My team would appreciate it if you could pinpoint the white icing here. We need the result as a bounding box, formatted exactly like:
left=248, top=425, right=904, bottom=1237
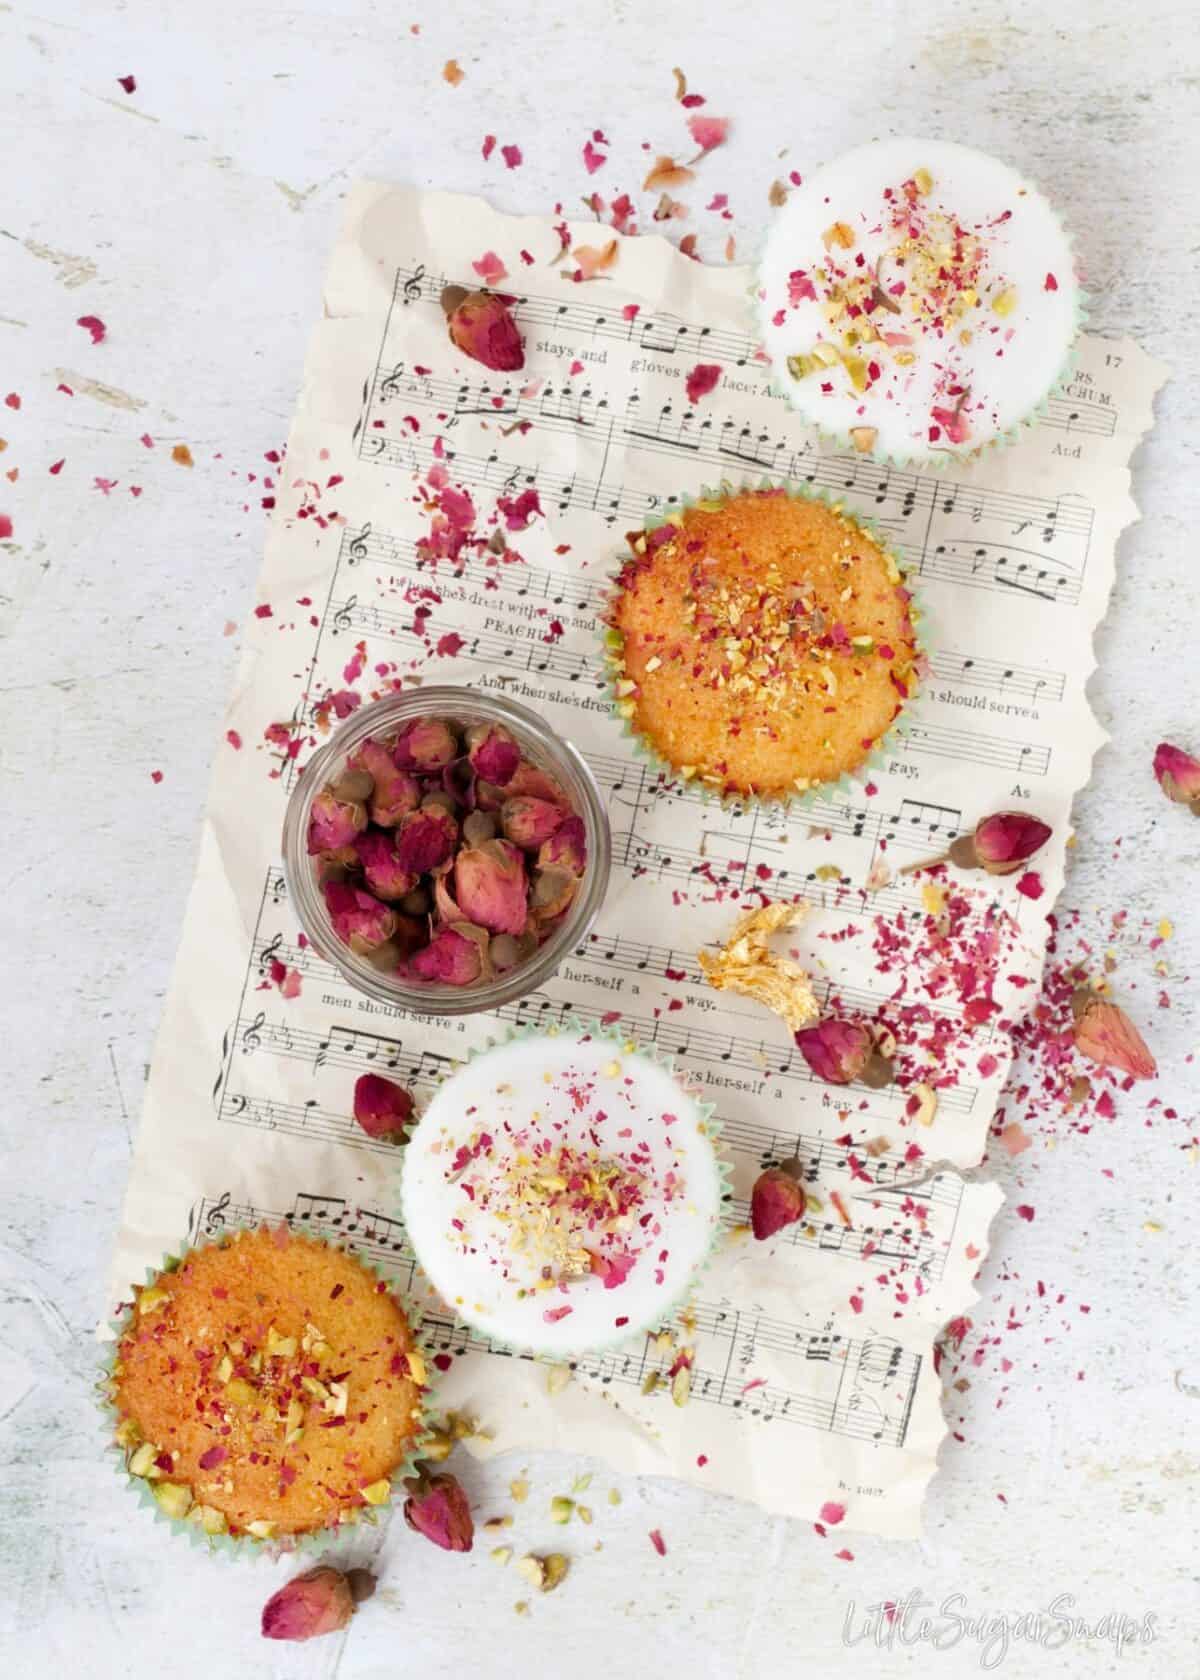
left=758, top=138, right=1078, bottom=460
left=401, top=1034, right=722, bottom=1355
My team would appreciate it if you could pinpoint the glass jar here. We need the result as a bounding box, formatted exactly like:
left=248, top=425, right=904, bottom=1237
left=281, top=686, right=611, bottom=1016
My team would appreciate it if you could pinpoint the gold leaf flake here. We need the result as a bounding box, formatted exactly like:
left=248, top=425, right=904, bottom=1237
left=698, top=901, right=819, bottom=1032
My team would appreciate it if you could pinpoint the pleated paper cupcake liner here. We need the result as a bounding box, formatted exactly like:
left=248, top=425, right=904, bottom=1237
left=599, top=476, right=928, bottom=816
left=751, top=182, right=1087, bottom=472
left=99, top=1226, right=439, bottom=1559
left=397, top=1013, right=733, bottom=1363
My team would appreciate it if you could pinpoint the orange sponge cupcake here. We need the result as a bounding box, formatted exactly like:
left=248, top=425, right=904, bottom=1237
left=606, top=487, right=919, bottom=801
left=109, top=1227, right=427, bottom=1543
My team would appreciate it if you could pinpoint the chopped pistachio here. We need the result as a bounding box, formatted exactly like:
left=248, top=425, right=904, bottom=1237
left=128, top=1441, right=160, bottom=1479
left=406, top=1348, right=427, bottom=1387
left=849, top=426, right=877, bottom=455
left=137, top=1286, right=170, bottom=1316
left=913, top=167, right=933, bottom=195
left=550, top=1496, right=574, bottom=1524
left=509, top=1476, right=530, bottom=1503
left=361, top=1478, right=391, bottom=1506
left=188, top=1503, right=228, bottom=1535
left=671, top=1365, right=691, bottom=1407
left=576, top=1504, right=593, bottom=1525
left=247, top=1520, right=276, bottom=1539
left=151, top=1482, right=192, bottom=1520
left=491, top=1546, right=513, bottom=1565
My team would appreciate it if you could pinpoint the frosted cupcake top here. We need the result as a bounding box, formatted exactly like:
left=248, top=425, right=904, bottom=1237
left=401, top=1031, right=723, bottom=1355
left=758, top=138, right=1078, bottom=462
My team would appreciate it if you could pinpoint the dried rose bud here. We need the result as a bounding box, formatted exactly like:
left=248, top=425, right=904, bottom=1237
left=261, top=1565, right=375, bottom=1642
left=443, top=286, right=525, bottom=373
left=307, top=786, right=368, bottom=854
left=1072, top=989, right=1157, bottom=1080
left=500, top=795, right=565, bottom=849
left=395, top=805, right=458, bottom=875
left=408, top=923, right=488, bottom=986
left=530, top=865, right=577, bottom=921
left=489, top=929, right=536, bottom=972
left=947, top=811, right=1052, bottom=876
left=403, top=1468, right=475, bottom=1551
left=323, top=879, right=397, bottom=953
left=750, top=1161, right=807, bottom=1240
left=463, top=810, right=498, bottom=846
left=353, top=1073, right=415, bottom=1143
left=794, top=1018, right=893, bottom=1087
left=1153, top=742, right=1200, bottom=812
left=455, top=839, right=528, bottom=935
left=349, top=738, right=421, bottom=826
left=393, top=716, right=459, bottom=772
left=354, top=830, right=418, bottom=900
left=466, top=722, right=521, bottom=787
left=505, top=759, right=567, bottom=805
left=538, top=814, right=587, bottom=875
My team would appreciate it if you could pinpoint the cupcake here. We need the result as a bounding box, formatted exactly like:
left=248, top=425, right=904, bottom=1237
left=108, top=1227, right=427, bottom=1542
left=606, top=486, right=918, bottom=801
left=401, top=1025, right=724, bottom=1356
left=758, top=138, right=1080, bottom=463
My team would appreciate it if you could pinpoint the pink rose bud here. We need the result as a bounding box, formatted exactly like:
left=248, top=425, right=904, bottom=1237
left=307, top=786, right=368, bottom=854
left=323, top=878, right=397, bottom=953
left=455, top=839, right=528, bottom=934
left=504, top=759, right=567, bottom=805
left=354, top=830, right=418, bottom=900
left=1072, top=990, right=1157, bottom=1080
left=958, top=811, right=1053, bottom=875
left=349, top=738, right=421, bottom=826
left=403, top=1470, right=475, bottom=1552
left=750, top=1162, right=807, bottom=1240
left=500, top=795, right=565, bottom=848
left=408, top=924, right=487, bottom=985
left=393, top=716, right=459, bottom=772
left=395, top=805, right=458, bottom=875
left=466, top=722, right=521, bottom=787
left=794, top=1018, right=892, bottom=1087
left=443, top=286, right=525, bottom=373
left=261, top=1565, right=375, bottom=1642
left=530, top=864, right=577, bottom=920
left=1153, top=742, right=1200, bottom=811
left=353, top=1073, right=415, bottom=1143
left=538, top=814, right=587, bottom=875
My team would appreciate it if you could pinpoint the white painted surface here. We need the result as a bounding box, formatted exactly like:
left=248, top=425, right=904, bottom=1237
left=2, top=1, right=1197, bottom=1674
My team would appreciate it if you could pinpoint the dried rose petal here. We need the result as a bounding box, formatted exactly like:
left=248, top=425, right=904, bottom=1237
left=323, top=879, right=396, bottom=952
left=261, top=1565, right=374, bottom=1641
left=408, top=924, right=487, bottom=986
left=349, top=738, right=420, bottom=826
left=962, top=811, right=1053, bottom=875
left=1072, top=991, right=1157, bottom=1080
left=538, top=813, right=587, bottom=875
left=354, top=830, right=418, bottom=900
left=466, top=722, right=520, bottom=786
left=394, top=805, right=458, bottom=875
left=307, top=786, right=367, bottom=854
left=393, top=717, right=459, bottom=772
left=455, top=839, right=528, bottom=934
left=795, top=1018, right=875, bottom=1085
left=353, top=1073, right=415, bottom=1143
left=403, top=1471, right=474, bottom=1551
left=443, top=288, right=524, bottom=373
left=588, top=1249, right=637, bottom=1288
left=1153, top=742, right=1200, bottom=811
left=687, top=113, right=729, bottom=154
left=500, top=795, right=564, bottom=848
left=751, top=1163, right=806, bottom=1240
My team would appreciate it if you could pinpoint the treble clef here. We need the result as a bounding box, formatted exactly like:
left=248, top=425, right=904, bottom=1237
left=242, top=1011, right=266, bottom=1053
left=348, top=523, right=371, bottom=565
left=378, top=364, right=405, bottom=403
left=401, top=264, right=425, bottom=305
left=258, top=931, right=283, bottom=973
left=330, top=595, right=357, bottom=635
left=205, top=1191, right=232, bottom=1235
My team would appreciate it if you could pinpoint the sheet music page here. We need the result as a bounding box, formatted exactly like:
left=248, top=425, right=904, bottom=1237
left=106, top=184, right=1166, bottom=1538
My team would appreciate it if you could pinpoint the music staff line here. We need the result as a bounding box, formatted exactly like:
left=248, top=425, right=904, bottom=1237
left=358, top=427, right=1090, bottom=608
left=338, top=523, right=1069, bottom=705
left=192, top=1189, right=921, bottom=1445
left=385, top=264, right=1119, bottom=441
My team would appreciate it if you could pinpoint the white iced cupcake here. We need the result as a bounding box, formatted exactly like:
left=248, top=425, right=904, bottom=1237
left=758, top=137, right=1079, bottom=464
left=401, top=1027, right=724, bottom=1356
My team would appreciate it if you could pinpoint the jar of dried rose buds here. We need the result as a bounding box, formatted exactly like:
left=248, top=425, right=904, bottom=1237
left=281, top=688, right=611, bottom=1015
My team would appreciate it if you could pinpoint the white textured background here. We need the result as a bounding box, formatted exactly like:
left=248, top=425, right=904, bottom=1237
left=2, top=1, right=1197, bottom=1674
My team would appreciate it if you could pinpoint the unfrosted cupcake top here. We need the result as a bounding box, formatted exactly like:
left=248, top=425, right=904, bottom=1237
left=111, top=1227, right=426, bottom=1538
left=608, top=488, right=918, bottom=800
left=759, top=137, right=1078, bottom=461
left=402, top=1031, right=723, bottom=1355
